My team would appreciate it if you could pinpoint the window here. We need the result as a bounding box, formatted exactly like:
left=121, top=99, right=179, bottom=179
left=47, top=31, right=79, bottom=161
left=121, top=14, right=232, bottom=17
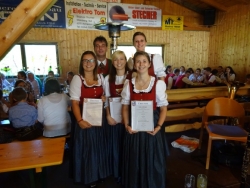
left=0, top=43, right=59, bottom=77
left=117, top=45, right=163, bottom=60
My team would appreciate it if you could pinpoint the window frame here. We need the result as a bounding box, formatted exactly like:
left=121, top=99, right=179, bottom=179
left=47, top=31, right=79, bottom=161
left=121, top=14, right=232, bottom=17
left=0, top=42, right=60, bottom=78
left=116, top=44, right=164, bottom=60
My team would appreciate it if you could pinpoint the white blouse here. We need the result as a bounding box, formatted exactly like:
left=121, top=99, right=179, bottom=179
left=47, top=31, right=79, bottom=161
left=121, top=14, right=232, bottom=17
left=121, top=77, right=168, bottom=107
left=70, top=74, right=105, bottom=101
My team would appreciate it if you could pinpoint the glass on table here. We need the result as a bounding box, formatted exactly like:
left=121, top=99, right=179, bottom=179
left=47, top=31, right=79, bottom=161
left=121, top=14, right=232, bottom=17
left=185, top=174, right=195, bottom=188
left=197, top=174, right=207, bottom=188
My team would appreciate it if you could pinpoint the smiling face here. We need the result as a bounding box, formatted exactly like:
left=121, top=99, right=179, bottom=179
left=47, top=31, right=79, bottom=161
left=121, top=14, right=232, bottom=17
left=82, top=54, right=97, bottom=72
left=133, top=35, right=147, bottom=52
left=94, top=41, right=107, bottom=59
left=134, top=53, right=151, bottom=74
left=112, top=53, right=127, bottom=71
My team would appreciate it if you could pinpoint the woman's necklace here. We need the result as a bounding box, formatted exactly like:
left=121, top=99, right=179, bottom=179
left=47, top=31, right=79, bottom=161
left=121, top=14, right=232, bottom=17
left=85, top=76, right=97, bottom=85
left=136, top=76, right=151, bottom=90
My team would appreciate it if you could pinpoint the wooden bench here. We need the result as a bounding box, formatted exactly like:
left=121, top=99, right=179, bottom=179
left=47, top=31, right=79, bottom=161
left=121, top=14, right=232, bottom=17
left=165, top=107, right=205, bottom=133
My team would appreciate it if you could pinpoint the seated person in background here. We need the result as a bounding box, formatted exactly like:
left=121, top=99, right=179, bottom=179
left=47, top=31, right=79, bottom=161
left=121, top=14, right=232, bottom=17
left=0, top=72, right=10, bottom=88
left=180, top=66, right=185, bottom=75
left=9, top=87, right=43, bottom=141
left=245, top=74, right=250, bottom=85
left=174, top=70, right=193, bottom=88
left=65, top=71, right=74, bottom=85
left=187, top=67, right=194, bottom=74
left=27, top=71, right=40, bottom=98
left=17, top=70, right=35, bottom=101
left=204, top=67, right=217, bottom=86
left=172, top=68, right=180, bottom=85
left=164, top=73, right=173, bottom=90
left=37, top=79, right=71, bottom=137
left=225, top=66, right=236, bottom=83
left=9, top=79, right=36, bottom=106
left=217, top=66, right=225, bottom=81
left=0, top=89, right=10, bottom=115
left=165, top=65, right=174, bottom=76
left=212, top=69, right=223, bottom=85
left=42, top=70, right=55, bottom=94
left=189, top=68, right=204, bottom=83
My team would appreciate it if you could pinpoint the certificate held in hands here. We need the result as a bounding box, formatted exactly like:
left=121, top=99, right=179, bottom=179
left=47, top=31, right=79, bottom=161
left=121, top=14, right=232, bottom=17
left=82, top=98, right=103, bottom=126
left=131, top=100, right=154, bottom=132
left=109, top=97, right=122, bottom=123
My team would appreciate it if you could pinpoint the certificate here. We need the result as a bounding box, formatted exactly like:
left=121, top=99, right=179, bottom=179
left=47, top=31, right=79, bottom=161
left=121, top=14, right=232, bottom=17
left=109, top=97, right=122, bottom=123
left=82, top=98, right=103, bottom=126
left=131, top=100, right=154, bottom=131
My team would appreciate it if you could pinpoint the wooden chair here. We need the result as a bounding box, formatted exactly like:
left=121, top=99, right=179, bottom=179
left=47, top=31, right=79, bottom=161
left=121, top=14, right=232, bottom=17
left=165, top=107, right=204, bottom=133
left=199, top=97, right=248, bottom=169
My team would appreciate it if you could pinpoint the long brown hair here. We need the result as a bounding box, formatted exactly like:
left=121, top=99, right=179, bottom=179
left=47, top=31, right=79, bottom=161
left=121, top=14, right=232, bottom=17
left=109, top=50, right=130, bottom=83
left=79, top=51, right=98, bottom=81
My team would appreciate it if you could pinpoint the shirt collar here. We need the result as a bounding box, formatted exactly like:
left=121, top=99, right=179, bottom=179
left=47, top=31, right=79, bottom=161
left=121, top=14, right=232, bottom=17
left=98, top=59, right=106, bottom=66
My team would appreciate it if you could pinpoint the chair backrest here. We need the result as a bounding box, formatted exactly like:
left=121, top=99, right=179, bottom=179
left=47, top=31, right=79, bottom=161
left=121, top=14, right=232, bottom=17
left=165, top=107, right=204, bottom=132
left=203, top=97, right=245, bottom=125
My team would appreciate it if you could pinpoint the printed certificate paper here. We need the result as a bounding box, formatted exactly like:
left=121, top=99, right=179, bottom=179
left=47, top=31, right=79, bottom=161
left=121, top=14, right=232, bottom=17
left=109, top=97, right=122, bottom=123
left=83, top=98, right=103, bottom=126
left=131, top=100, right=154, bottom=131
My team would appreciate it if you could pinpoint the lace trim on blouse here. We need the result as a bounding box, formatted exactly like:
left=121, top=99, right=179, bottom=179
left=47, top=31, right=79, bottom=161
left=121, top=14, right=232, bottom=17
left=80, top=75, right=102, bottom=87
left=132, top=76, right=156, bottom=93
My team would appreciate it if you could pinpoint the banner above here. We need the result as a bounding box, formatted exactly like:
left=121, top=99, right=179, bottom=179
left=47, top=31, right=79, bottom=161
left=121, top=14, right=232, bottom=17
left=107, top=3, right=161, bottom=27
left=0, top=0, right=66, bottom=28
left=65, top=0, right=107, bottom=30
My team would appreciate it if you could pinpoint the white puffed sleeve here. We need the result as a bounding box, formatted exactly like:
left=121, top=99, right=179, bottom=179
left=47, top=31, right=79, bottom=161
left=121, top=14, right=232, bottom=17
left=121, top=79, right=130, bottom=105
left=152, top=54, right=166, bottom=78
left=156, top=80, right=169, bottom=107
left=69, top=75, right=81, bottom=101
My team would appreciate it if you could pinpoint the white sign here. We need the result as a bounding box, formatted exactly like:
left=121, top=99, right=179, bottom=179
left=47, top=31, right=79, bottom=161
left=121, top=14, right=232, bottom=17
left=107, top=3, right=162, bottom=27
left=65, top=0, right=108, bottom=30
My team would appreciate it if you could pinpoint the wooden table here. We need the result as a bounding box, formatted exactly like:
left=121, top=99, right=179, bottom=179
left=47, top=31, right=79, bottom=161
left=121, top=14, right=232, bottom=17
left=167, top=85, right=250, bottom=102
left=0, top=137, right=65, bottom=173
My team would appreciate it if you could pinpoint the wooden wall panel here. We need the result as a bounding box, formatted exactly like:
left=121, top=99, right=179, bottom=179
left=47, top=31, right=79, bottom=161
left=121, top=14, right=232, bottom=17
left=209, top=4, right=250, bottom=82
left=21, top=28, right=209, bottom=80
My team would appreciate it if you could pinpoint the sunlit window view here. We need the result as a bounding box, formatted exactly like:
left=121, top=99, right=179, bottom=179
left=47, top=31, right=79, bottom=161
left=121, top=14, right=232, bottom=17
left=0, top=45, right=22, bottom=77
left=0, top=44, right=59, bottom=77
left=25, top=44, right=58, bottom=76
left=117, top=46, right=163, bottom=60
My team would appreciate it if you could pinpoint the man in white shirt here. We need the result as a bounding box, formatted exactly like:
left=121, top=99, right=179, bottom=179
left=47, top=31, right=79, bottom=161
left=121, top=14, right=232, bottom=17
left=0, top=72, right=10, bottom=88
left=27, top=71, right=40, bottom=98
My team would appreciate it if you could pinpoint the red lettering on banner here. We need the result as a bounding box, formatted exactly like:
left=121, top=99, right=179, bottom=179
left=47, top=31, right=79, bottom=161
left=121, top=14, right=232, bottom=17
left=132, top=10, right=157, bottom=19
left=72, top=8, right=93, bottom=14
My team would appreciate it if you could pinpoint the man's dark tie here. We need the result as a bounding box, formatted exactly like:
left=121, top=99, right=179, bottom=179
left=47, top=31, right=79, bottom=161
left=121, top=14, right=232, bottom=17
left=99, top=62, right=105, bottom=69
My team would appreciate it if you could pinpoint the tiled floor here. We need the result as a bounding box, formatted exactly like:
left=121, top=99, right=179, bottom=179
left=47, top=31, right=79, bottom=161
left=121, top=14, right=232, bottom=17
left=0, top=129, right=248, bottom=188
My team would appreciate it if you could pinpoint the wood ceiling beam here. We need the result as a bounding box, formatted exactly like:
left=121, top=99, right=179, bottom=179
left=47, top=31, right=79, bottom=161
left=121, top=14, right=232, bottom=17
left=170, top=0, right=203, bottom=14
left=200, top=0, right=228, bottom=12
left=0, top=0, right=57, bottom=60
left=234, top=0, right=250, bottom=4
left=184, top=21, right=210, bottom=31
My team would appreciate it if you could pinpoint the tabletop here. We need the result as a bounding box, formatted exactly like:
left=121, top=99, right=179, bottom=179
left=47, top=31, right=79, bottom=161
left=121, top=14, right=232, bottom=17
left=0, top=137, right=65, bottom=173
